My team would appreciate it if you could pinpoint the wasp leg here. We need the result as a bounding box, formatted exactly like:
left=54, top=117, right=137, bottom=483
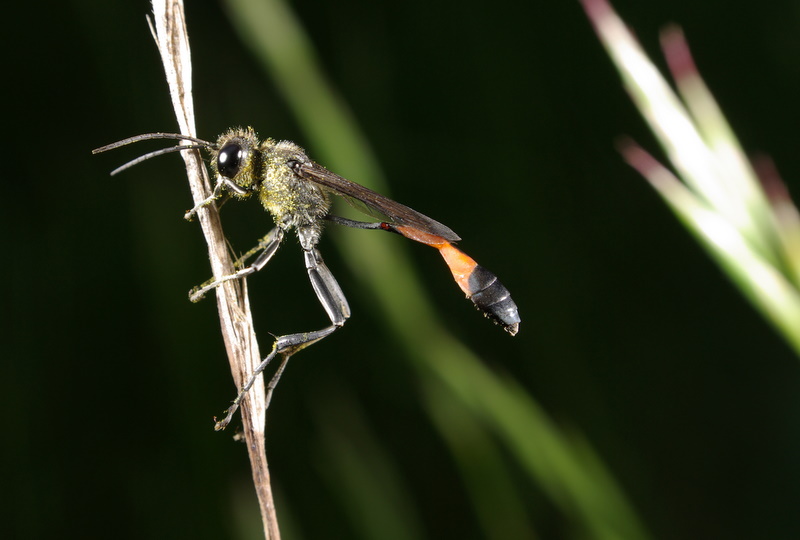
left=189, top=227, right=284, bottom=302
left=184, top=177, right=249, bottom=221
left=215, top=243, right=350, bottom=430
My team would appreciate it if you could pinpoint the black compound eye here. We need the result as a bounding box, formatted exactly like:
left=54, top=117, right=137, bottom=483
left=217, top=143, right=243, bottom=178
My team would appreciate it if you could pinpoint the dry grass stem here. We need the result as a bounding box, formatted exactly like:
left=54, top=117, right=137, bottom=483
left=150, top=0, right=279, bottom=537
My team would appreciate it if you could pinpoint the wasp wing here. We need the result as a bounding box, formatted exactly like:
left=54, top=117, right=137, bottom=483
left=297, top=162, right=461, bottom=242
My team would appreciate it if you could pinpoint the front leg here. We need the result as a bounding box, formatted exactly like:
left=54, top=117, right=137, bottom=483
left=184, top=176, right=250, bottom=221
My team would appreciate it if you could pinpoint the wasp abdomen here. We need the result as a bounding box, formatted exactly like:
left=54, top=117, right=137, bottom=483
left=466, top=265, right=520, bottom=335
left=432, top=242, right=520, bottom=336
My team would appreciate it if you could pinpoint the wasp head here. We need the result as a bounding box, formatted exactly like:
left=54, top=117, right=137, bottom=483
left=211, top=127, right=263, bottom=197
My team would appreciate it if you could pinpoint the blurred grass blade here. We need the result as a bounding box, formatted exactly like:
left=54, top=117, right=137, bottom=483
left=423, top=378, right=538, bottom=540
left=582, top=0, right=749, bottom=238
left=660, top=27, right=788, bottom=273
left=222, top=0, right=383, bottom=187
left=312, top=390, right=426, bottom=540
left=621, top=142, right=800, bottom=354
left=583, top=0, right=800, bottom=358
left=423, top=339, right=651, bottom=540
left=223, top=0, right=652, bottom=537
left=756, top=157, right=800, bottom=285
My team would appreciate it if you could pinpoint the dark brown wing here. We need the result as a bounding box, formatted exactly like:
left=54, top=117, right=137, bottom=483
left=297, top=162, right=461, bottom=242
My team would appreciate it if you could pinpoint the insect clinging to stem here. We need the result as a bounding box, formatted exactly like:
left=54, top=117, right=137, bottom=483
left=94, top=127, right=521, bottom=429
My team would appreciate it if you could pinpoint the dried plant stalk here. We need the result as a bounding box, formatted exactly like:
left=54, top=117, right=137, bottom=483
left=149, top=0, right=279, bottom=537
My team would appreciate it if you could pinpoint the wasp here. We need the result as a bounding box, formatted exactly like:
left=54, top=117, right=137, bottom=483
left=94, top=127, right=520, bottom=427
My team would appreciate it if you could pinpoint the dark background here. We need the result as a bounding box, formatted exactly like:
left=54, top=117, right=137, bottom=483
left=4, top=0, right=800, bottom=538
